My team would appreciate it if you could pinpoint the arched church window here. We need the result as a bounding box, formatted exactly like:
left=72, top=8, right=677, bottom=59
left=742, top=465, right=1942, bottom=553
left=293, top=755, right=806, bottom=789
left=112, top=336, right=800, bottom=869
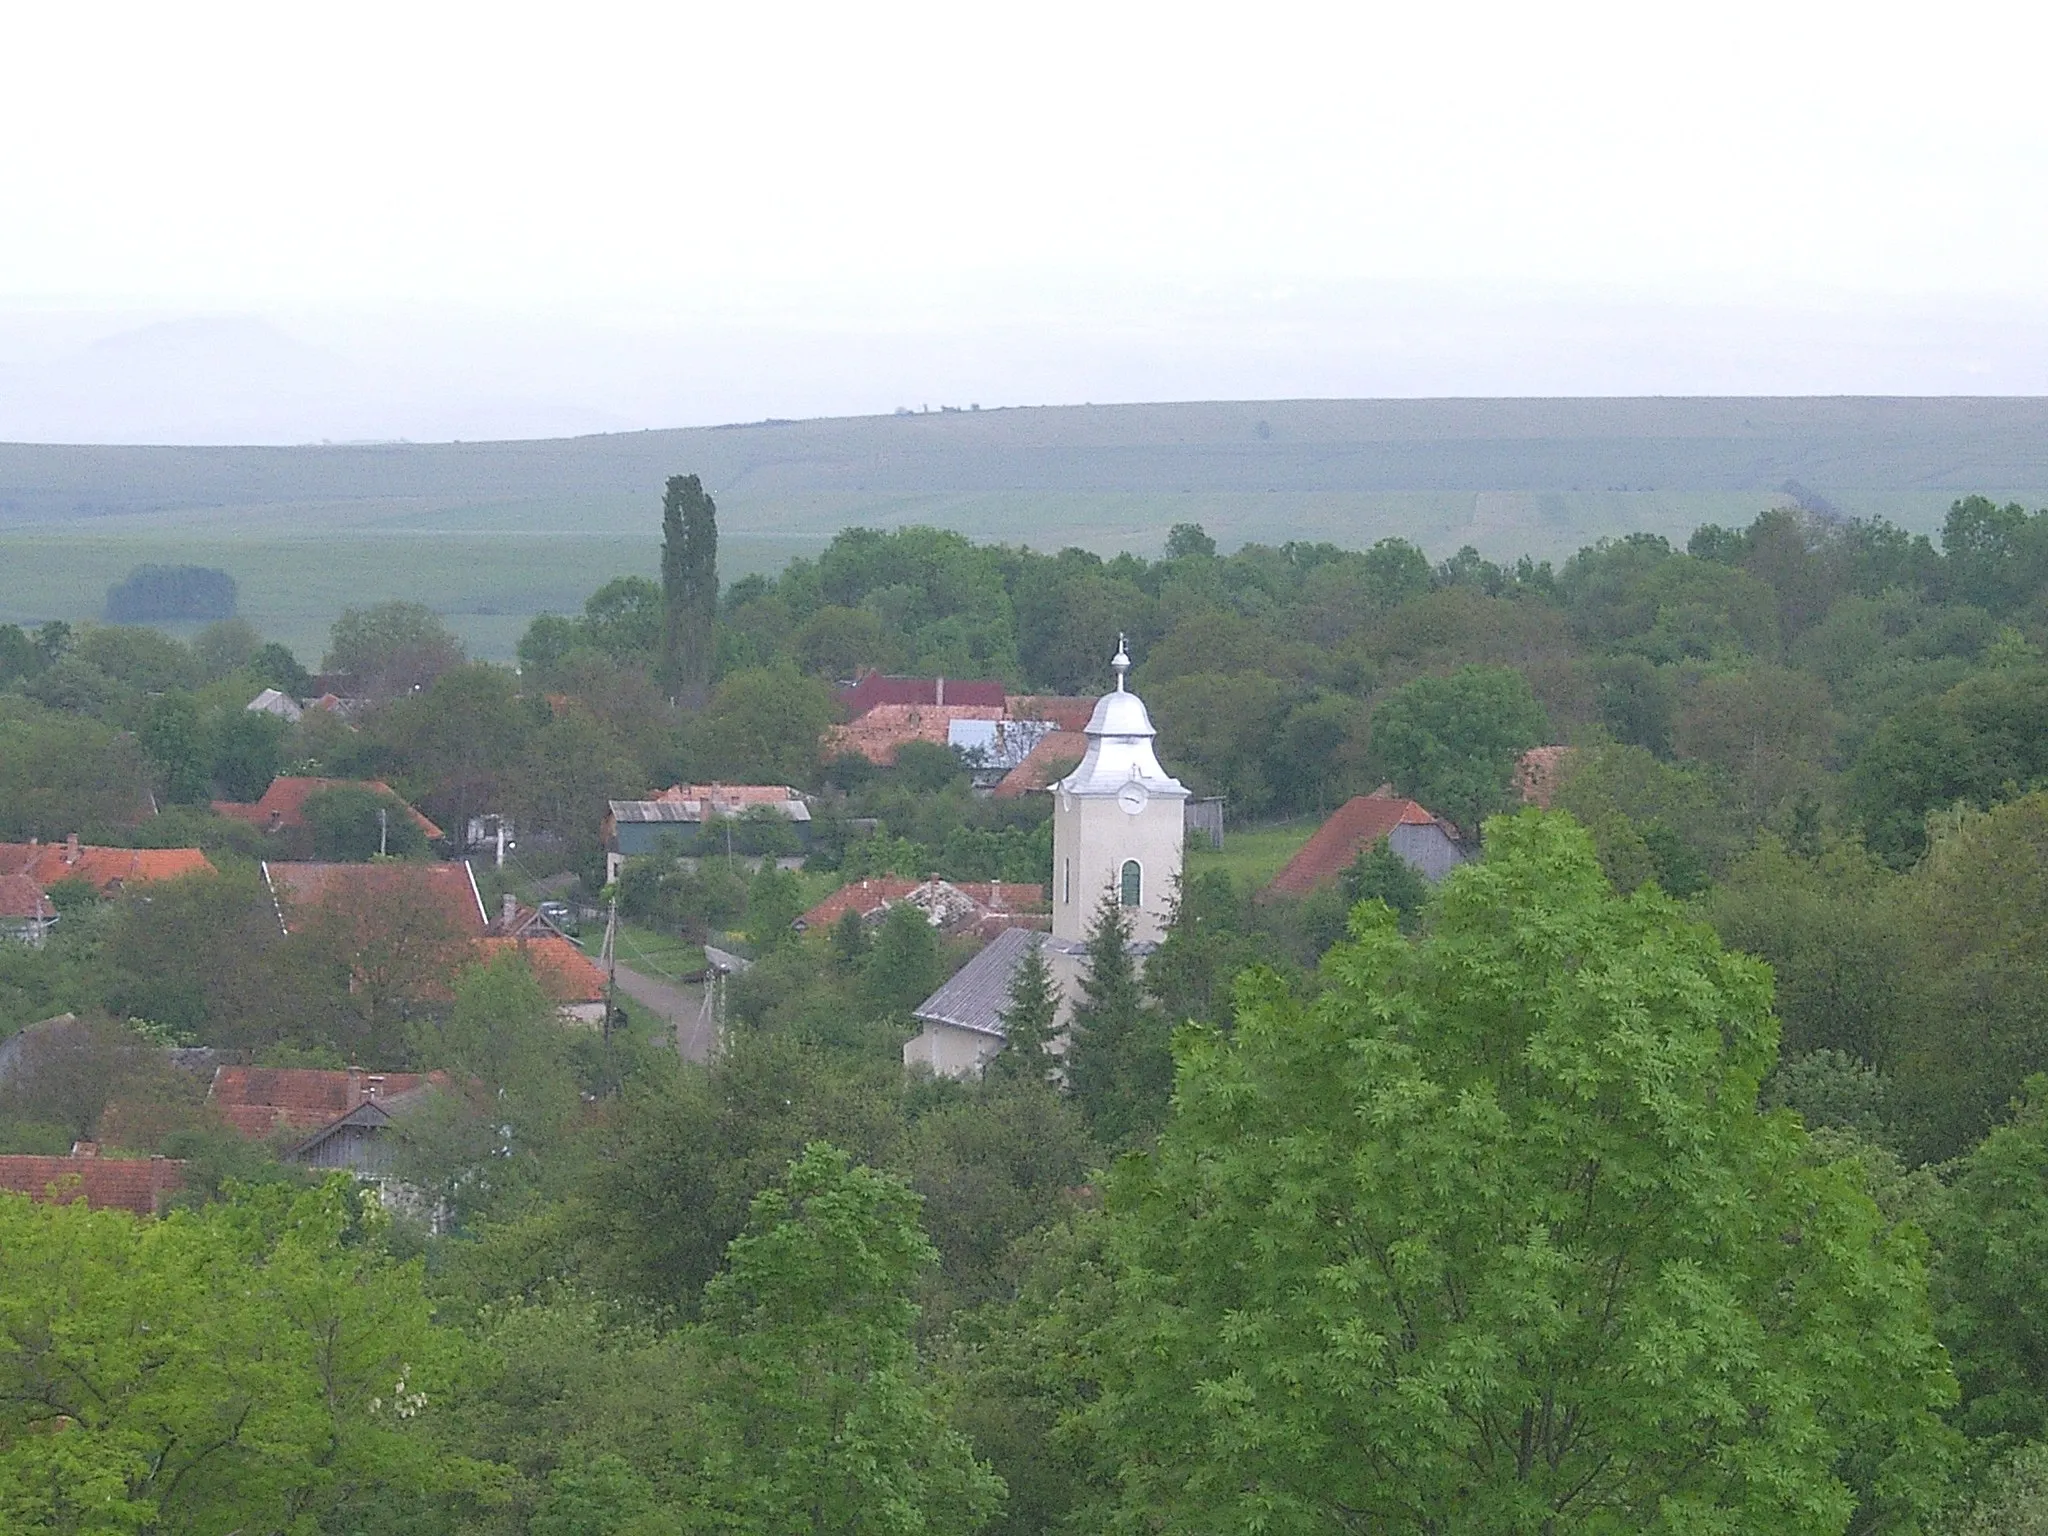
left=1120, top=859, right=1141, bottom=908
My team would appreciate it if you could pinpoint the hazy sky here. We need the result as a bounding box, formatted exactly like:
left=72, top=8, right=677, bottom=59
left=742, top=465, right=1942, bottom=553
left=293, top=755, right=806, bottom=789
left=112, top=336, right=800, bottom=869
left=4, top=1, right=2046, bottom=440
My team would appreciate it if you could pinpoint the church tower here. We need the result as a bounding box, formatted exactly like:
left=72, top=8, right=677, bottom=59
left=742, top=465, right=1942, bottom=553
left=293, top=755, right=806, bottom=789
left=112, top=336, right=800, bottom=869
left=1051, top=638, right=1189, bottom=945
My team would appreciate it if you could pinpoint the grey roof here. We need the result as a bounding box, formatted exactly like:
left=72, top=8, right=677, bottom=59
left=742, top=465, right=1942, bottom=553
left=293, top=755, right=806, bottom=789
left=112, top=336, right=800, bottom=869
left=609, top=798, right=811, bottom=825
left=912, top=927, right=1081, bottom=1038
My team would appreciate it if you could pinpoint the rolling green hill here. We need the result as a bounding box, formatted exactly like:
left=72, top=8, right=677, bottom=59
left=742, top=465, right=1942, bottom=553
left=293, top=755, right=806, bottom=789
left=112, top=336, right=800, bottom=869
left=4, top=397, right=2044, bottom=660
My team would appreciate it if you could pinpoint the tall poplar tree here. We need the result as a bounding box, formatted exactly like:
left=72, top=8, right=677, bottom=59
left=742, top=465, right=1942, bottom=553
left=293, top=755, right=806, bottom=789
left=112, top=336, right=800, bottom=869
left=661, top=473, right=719, bottom=707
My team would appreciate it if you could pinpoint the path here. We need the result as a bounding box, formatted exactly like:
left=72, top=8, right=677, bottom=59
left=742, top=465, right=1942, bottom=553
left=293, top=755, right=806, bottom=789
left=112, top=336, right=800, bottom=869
left=613, top=962, right=715, bottom=1063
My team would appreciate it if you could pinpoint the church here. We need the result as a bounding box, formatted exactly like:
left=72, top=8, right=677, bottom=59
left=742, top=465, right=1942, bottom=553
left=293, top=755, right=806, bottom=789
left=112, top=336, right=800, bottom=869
left=903, top=639, right=1189, bottom=1078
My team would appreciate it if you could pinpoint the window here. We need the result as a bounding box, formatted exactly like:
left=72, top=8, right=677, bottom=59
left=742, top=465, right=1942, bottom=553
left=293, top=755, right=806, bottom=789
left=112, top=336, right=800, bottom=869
left=1120, top=859, right=1142, bottom=908
left=1062, top=858, right=1071, bottom=905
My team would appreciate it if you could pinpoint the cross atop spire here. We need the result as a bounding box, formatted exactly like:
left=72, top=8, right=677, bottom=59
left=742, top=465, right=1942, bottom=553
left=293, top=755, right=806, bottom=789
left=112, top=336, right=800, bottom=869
left=1112, top=633, right=1131, bottom=691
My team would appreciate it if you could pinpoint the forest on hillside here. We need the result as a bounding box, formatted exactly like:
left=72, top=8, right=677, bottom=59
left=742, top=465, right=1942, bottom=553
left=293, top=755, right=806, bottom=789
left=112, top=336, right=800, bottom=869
left=3, top=495, right=2048, bottom=1530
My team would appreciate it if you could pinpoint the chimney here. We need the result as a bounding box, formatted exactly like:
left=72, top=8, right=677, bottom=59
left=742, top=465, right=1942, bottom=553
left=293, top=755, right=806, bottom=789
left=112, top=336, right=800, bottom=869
left=935, top=676, right=945, bottom=706
left=365, top=1074, right=385, bottom=1101
left=65, top=832, right=79, bottom=865
left=71, top=1140, right=99, bottom=1159
left=502, top=893, right=518, bottom=927
left=347, top=1065, right=364, bottom=1103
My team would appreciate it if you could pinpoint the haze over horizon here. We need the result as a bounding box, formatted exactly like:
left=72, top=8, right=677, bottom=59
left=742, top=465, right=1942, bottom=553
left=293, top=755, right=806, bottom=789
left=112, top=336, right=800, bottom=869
left=4, top=2, right=2046, bottom=444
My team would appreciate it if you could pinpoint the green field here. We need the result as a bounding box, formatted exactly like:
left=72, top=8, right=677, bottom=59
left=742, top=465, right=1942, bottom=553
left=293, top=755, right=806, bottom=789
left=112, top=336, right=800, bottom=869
left=6, top=396, right=2042, bottom=662
left=1186, top=819, right=1320, bottom=893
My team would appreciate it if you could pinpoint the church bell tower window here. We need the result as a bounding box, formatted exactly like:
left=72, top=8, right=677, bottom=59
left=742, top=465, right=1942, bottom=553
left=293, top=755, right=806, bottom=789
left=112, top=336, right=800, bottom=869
left=1063, top=858, right=1072, bottom=905
left=1120, top=859, right=1142, bottom=908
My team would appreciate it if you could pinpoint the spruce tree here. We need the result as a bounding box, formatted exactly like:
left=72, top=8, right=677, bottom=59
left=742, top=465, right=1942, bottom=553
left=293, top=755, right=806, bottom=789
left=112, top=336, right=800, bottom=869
left=1341, top=836, right=1430, bottom=933
left=1065, top=886, right=1173, bottom=1146
left=990, top=933, right=1059, bottom=1088
left=660, top=473, right=719, bottom=707
left=862, top=900, right=940, bottom=1017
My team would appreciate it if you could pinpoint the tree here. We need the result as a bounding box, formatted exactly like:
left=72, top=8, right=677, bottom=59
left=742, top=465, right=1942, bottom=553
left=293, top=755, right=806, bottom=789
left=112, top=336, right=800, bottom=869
left=1163, top=522, right=1216, bottom=561
left=302, top=784, right=429, bottom=860
left=829, top=907, right=870, bottom=973
left=103, top=563, right=237, bottom=622
left=0, top=1181, right=468, bottom=1531
left=1143, top=869, right=1257, bottom=1034
left=690, top=666, right=834, bottom=786
left=989, top=936, right=1059, bottom=1088
left=747, top=864, right=804, bottom=950
left=249, top=639, right=312, bottom=697
left=661, top=473, right=719, bottom=706
left=690, top=1143, right=1004, bottom=1534
left=139, top=692, right=211, bottom=805
left=1063, top=888, right=1171, bottom=1147
left=1367, top=663, right=1550, bottom=834
left=1933, top=1077, right=2048, bottom=1449
left=190, top=616, right=262, bottom=680
left=1074, top=812, right=1956, bottom=1534
left=862, top=901, right=940, bottom=1017
left=210, top=706, right=284, bottom=802
left=324, top=601, right=465, bottom=696
left=1340, top=835, right=1430, bottom=932
left=0, top=699, right=153, bottom=839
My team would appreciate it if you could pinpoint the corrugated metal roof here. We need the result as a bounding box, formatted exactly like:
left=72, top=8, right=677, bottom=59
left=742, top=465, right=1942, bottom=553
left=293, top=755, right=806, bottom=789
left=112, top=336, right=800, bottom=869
left=609, top=798, right=811, bottom=824
left=912, top=927, right=1080, bottom=1037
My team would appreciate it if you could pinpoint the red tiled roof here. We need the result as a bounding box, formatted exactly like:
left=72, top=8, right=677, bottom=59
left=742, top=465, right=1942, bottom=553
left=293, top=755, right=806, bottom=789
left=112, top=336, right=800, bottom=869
left=473, top=936, right=608, bottom=1004
left=212, top=778, right=444, bottom=841
left=823, top=703, right=1008, bottom=766
left=207, top=1066, right=448, bottom=1140
left=1005, top=696, right=1096, bottom=732
left=0, top=873, right=56, bottom=922
left=1266, top=792, right=1455, bottom=896
left=795, top=876, right=1047, bottom=933
left=0, top=842, right=213, bottom=892
left=263, top=860, right=488, bottom=937
left=837, top=675, right=1008, bottom=718
left=991, top=731, right=1088, bottom=798
left=0, top=1152, right=183, bottom=1216
left=1516, top=746, right=1573, bottom=809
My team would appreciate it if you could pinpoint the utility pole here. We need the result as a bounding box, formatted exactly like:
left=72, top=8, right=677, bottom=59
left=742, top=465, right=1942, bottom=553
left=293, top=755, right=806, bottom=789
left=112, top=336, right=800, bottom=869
left=600, top=894, right=619, bottom=1050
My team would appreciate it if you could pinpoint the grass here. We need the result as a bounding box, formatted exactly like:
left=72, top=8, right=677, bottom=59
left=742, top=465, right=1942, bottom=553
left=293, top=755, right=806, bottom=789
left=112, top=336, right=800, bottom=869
left=605, top=923, right=708, bottom=983
left=1186, top=818, right=1321, bottom=894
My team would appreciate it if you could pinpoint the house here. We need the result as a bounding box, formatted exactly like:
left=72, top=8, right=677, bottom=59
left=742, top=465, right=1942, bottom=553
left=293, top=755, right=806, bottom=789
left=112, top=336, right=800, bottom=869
left=246, top=687, right=304, bottom=723
left=794, top=876, right=1047, bottom=939
left=823, top=703, right=1010, bottom=766
left=213, top=777, right=444, bottom=842
left=0, top=836, right=214, bottom=894
left=603, top=785, right=811, bottom=881
left=262, top=859, right=490, bottom=937
left=836, top=674, right=1007, bottom=719
left=948, top=717, right=1066, bottom=789
left=0, top=1145, right=183, bottom=1216
left=1264, top=789, right=1467, bottom=897
left=471, top=935, right=610, bottom=1026
left=990, top=731, right=1088, bottom=799
left=0, top=874, right=57, bottom=946
left=207, top=1065, right=449, bottom=1174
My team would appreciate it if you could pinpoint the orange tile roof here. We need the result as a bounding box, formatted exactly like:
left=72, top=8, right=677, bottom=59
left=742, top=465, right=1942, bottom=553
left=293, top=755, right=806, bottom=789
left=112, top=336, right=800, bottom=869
left=212, top=778, right=443, bottom=840
left=1516, top=746, right=1573, bottom=809
left=1266, top=792, right=1455, bottom=896
left=795, top=876, right=1047, bottom=933
left=0, top=874, right=56, bottom=921
left=991, top=731, right=1088, bottom=798
left=0, top=1152, right=183, bottom=1216
left=1005, top=696, right=1097, bottom=731
left=473, top=935, right=608, bottom=1004
left=207, top=1066, right=449, bottom=1140
left=822, top=703, right=1007, bottom=766
left=263, top=860, right=488, bottom=937
left=0, top=842, right=213, bottom=892
left=837, top=675, right=1008, bottom=718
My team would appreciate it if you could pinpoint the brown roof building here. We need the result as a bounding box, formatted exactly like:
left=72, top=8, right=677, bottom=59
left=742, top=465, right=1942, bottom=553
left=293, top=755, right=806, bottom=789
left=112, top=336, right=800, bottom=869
left=214, top=778, right=444, bottom=841
left=795, top=876, right=1047, bottom=937
left=990, top=731, right=1089, bottom=798
left=207, top=1065, right=449, bottom=1141
left=0, top=837, right=213, bottom=892
left=262, top=860, right=489, bottom=937
left=836, top=675, right=1008, bottom=719
left=0, top=1147, right=183, bottom=1216
left=1265, top=790, right=1468, bottom=896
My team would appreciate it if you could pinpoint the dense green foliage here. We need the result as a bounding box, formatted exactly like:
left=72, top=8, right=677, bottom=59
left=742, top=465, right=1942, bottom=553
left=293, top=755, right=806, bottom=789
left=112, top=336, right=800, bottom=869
left=11, top=488, right=2048, bottom=1531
